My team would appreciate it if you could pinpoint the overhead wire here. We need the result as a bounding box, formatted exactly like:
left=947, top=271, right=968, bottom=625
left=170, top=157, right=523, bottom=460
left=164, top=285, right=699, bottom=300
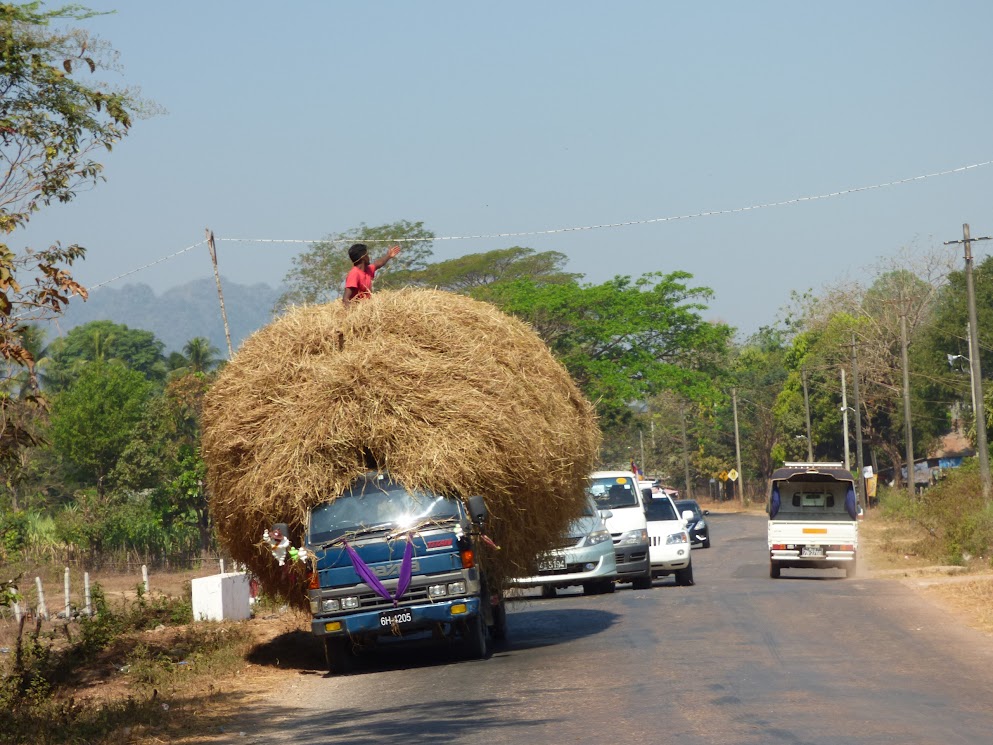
left=84, top=158, right=993, bottom=290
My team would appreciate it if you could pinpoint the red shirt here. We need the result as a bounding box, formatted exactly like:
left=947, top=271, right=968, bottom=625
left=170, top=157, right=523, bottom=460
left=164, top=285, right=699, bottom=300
left=345, top=264, right=376, bottom=300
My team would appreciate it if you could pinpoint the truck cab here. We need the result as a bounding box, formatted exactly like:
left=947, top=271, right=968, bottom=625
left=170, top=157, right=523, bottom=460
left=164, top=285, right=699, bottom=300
left=768, top=462, right=859, bottom=579
left=306, top=473, right=504, bottom=673
left=587, top=471, right=653, bottom=590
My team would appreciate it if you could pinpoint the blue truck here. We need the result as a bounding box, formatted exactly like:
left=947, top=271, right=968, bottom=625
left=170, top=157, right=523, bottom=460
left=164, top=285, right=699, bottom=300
left=305, top=472, right=506, bottom=674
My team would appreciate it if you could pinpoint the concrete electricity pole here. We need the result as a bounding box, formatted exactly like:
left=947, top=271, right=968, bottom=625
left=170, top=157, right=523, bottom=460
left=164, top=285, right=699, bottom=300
left=841, top=368, right=850, bottom=471
left=944, top=224, right=992, bottom=502
left=732, top=387, right=745, bottom=503
left=801, top=365, right=814, bottom=461
left=899, top=304, right=915, bottom=500
left=851, top=334, right=867, bottom=511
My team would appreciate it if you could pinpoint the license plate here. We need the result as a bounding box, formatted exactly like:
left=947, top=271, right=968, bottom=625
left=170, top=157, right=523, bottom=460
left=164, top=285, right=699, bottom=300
left=801, top=546, right=825, bottom=557
left=379, top=609, right=414, bottom=628
left=539, top=556, right=567, bottom=571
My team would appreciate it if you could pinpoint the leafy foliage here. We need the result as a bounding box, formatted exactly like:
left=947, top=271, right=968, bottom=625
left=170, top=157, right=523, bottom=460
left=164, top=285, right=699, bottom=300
left=48, top=361, right=153, bottom=494
left=487, top=272, right=733, bottom=420
left=396, top=245, right=580, bottom=292
left=44, top=320, right=167, bottom=390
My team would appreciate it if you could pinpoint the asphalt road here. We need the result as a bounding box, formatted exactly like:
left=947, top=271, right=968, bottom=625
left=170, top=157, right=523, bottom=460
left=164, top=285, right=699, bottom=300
left=220, top=511, right=993, bottom=745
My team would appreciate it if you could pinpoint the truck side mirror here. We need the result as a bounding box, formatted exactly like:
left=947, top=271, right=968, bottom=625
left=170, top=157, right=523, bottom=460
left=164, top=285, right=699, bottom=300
left=467, top=495, right=489, bottom=525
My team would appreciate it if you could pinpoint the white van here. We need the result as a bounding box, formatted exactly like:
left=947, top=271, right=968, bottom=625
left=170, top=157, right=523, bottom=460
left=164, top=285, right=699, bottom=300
left=587, top=471, right=653, bottom=589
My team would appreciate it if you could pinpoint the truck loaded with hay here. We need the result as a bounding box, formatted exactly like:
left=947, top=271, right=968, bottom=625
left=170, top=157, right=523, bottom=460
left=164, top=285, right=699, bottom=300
left=202, top=288, right=600, bottom=672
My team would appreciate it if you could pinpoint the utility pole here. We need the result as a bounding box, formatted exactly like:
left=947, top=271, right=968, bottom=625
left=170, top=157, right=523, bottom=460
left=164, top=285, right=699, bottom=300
left=639, top=428, right=646, bottom=480
left=732, top=387, right=745, bottom=504
left=899, top=303, right=915, bottom=500
left=679, top=400, right=693, bottom=499
left=802, top=365, right=814, bottom=461
left=206, top=228, right=235, bottom=360
left=944, top=224, right=992, bottom=502
left=841, top=368, right=850, bottom=471
left=851, top=334, right=867, bottom=512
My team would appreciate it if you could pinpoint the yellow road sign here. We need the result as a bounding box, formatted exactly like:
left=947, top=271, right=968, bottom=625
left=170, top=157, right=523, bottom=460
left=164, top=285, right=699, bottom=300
left=718, top=470, right=729, bottom=481
left=728, top=469, right=739, bottom=482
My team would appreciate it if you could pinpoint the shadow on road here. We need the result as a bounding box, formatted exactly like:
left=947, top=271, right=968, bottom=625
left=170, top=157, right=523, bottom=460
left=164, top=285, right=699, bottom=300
left=245, top=606, right=618, bottom=675
left=228, top=698, right=554, bottom=744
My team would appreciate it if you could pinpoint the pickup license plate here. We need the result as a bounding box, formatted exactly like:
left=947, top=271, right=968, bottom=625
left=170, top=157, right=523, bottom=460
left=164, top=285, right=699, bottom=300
left=801, top=546, right=825, bottom=558
left=379, top=609, right=414, bottom=628
left=539, top=556, right=567, bottom=571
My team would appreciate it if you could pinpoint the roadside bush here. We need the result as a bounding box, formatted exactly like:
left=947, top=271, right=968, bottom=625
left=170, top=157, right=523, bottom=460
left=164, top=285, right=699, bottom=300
left=880, top=462, right=993, bottom=564
left=0, top=510, right=30, bottom=559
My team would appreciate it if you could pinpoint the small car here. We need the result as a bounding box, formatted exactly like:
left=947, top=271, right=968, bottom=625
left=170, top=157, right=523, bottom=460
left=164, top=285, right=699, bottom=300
left=510, top=495, right=617, bottom=597
left=675, top=499, right=711, bottom=548
left=645, top=495, right=694, bottom=586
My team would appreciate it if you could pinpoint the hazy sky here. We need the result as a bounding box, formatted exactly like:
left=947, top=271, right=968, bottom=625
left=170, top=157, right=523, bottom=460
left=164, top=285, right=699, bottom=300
left=14, top=1, right=993, bottom=337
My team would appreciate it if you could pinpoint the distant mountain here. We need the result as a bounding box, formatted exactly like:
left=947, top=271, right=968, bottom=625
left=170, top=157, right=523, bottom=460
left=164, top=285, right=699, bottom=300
left=49, top=278, right=285, bottom=353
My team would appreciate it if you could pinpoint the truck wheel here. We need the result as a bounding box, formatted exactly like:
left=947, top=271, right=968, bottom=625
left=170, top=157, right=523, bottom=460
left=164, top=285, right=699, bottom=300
left=541, top=585, right=556, bottom=599
left=770, top=561, right=781, bottom=579
left=845, top=561, right=857, bottom=578
left=675, top=561, right=694, bottom=586
left=324, top=637, right=354, bottom=675
left=489, top=599, right=507, bottom=641
left=582, top=582, right=599, bottom=596
left=461, top=614, right=489, bottom=660
left=632, top=563, right=653, bottom=590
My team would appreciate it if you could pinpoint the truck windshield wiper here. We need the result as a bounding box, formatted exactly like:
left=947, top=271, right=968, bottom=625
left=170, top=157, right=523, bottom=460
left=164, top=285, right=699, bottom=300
left=317, top=523, right=394, bottom=550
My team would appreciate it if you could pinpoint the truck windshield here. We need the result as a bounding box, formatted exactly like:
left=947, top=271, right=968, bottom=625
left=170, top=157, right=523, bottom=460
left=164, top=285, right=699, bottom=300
left=772, top=481, right=855, bottom=521
left=309, top=476, right=461, bottom=545
left=645, top=498, right=678, bottom=521
left=587, top=477, right=639, bottom=509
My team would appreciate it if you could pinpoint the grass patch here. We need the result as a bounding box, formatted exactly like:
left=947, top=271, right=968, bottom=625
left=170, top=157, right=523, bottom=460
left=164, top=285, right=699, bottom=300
left=0, top=581, right=265, bottom=745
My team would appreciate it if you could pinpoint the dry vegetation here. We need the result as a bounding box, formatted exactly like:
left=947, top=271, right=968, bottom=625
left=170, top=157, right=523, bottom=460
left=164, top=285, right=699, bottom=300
left=202, top=289, right=601, bottom=606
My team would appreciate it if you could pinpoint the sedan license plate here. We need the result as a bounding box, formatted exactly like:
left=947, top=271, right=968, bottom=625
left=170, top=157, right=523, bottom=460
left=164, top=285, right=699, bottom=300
left=379, top=609, right=414, bottom=628
left=539, top=556, right=567, bottom=571
left=801, top=546, right=825, bottom=558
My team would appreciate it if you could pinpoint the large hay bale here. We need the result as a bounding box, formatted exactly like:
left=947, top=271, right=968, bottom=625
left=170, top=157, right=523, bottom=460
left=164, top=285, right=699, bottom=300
left=202, top=288, right=600, bottom=605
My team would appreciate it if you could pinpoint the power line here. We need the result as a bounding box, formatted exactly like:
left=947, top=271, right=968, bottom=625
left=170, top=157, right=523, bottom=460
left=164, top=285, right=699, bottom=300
left=217, top=159, right=993, bottom=246
left=86, top=158, right=993, bottom=290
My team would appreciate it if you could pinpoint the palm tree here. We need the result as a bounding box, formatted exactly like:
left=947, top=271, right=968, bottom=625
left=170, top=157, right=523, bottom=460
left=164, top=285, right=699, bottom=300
left=182, top=337, right=221, bottom=374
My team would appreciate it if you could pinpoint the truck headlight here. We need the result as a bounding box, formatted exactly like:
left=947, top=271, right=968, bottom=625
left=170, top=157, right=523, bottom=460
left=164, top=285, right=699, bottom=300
left=666, top=532, right=689, bottom=545
left=341, top=596, right=360, bottom=609
left=618, top=529, right=648, bottom=546
left=580, top=529, right=611, bottom=547
left=428, top=584, right=448, bottom=597
left=321, top=598, right=341, bottom=613
left=447, top=581, right=466, bottom=595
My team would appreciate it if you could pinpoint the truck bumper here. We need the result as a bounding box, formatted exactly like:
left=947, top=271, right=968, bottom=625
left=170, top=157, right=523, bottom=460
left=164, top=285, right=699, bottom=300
left=613, top=542, right=650, bottom=579
left=311, top=596, right=481, bottom=638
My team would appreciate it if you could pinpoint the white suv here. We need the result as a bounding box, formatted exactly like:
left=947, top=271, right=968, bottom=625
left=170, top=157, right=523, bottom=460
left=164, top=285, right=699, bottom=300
left=645, top=494, right=695, bottom=586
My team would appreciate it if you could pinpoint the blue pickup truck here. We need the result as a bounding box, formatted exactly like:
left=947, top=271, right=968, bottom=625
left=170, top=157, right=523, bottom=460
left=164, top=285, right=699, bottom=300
left=305, top=472, right=506, bottom=673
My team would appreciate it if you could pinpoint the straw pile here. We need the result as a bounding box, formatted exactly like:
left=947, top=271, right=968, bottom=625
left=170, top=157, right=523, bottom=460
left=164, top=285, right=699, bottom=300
left=202, top=288, right=600, bottom=606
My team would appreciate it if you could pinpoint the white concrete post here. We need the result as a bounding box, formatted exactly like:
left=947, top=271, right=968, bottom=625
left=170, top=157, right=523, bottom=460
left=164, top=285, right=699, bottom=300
left=142, top=565, right=150, bottom=595
left=64, top=567, right=71, bottom=618
left=84, top=572, right=92, bottom=616
left=35, top=576, right=48, bottom=620
left=219, top=558, right=225, bottom=575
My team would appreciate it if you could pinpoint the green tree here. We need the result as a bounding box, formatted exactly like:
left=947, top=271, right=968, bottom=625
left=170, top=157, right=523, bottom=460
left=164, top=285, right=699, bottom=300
left=277, top=220, right=435, bottom=308
left=45, top=320, right=166, bottom=389
left=487, top=272, right=733, bottom=421
left=2, top=3, right=148, bottom=462
left=396, top=246, right=580, bottom=293
left=180, top=336, right=221, bottom=374
left=49, top=361, right=152, bottom=495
